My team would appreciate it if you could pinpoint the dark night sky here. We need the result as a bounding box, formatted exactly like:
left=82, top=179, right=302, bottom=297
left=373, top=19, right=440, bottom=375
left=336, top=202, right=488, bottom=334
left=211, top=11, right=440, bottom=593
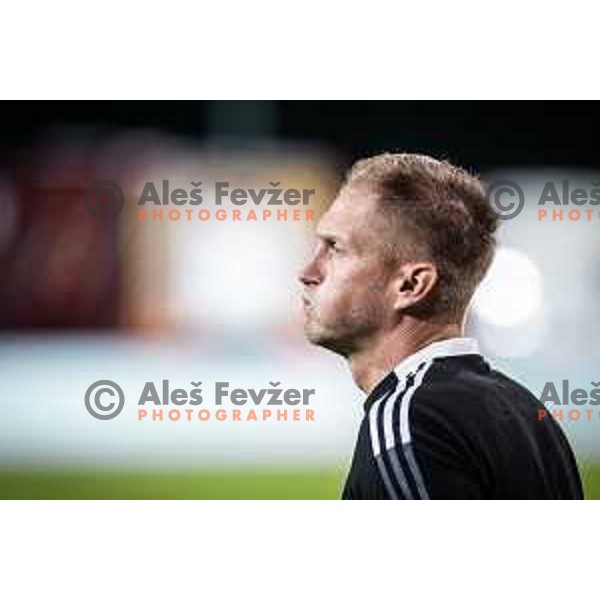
left=0, top=101, right=598, bottom=172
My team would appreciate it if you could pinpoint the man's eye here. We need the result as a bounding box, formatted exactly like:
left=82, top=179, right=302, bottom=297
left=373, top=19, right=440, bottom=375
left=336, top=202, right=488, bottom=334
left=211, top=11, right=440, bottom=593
left=327, top=239, right=341, bottom=252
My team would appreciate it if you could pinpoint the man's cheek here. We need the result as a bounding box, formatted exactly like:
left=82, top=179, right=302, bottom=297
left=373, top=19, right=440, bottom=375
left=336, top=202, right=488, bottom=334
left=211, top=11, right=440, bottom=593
left=315, top=285, right=342, bottom=318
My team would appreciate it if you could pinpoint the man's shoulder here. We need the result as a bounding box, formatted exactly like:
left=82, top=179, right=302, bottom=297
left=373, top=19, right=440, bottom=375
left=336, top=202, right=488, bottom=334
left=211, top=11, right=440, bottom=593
left=413, top=355, right=542, bottom=425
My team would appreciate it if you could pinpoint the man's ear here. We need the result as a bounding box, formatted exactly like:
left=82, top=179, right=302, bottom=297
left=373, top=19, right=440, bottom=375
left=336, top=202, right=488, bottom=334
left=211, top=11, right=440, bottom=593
left=393, top=262, right=439, bottom=312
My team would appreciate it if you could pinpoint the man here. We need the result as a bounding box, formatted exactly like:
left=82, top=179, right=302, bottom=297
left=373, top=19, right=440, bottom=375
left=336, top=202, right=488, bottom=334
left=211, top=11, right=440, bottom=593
left=299, top=153, right=583, bottom=499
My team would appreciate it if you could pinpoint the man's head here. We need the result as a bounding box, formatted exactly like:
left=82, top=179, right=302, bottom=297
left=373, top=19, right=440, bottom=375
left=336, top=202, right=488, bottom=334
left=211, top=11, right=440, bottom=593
left=299, top=153, right=499, bottom=357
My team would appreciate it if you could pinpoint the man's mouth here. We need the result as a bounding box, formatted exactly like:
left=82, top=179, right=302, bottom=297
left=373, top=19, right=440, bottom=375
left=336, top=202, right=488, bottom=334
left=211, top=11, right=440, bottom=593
left=302, top=295, right=313, bottom=311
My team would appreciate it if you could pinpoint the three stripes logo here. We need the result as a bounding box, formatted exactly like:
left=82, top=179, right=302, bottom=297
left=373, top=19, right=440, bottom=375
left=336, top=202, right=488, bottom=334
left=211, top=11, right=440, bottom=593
left=369, top=362, right=430, bottom=500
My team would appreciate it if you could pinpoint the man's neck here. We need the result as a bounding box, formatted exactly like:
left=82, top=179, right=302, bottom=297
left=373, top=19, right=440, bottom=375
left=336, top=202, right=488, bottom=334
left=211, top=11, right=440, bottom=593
left=348, top=321, right=463, bottom=394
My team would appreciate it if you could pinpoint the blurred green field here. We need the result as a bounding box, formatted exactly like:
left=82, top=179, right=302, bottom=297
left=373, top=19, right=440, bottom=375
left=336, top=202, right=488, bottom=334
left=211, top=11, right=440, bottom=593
left=0, top=466, right=346, bottom=499
left=0, top=462, right=598, bottom=499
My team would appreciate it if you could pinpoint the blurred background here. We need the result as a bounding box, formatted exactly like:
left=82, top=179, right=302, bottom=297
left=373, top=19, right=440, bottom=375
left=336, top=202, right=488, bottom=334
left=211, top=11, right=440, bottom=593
left=1, top=101, right=599, bottom=499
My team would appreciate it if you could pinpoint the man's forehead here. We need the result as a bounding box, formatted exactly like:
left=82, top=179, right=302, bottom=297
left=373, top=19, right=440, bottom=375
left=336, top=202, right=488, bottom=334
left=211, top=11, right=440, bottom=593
left=318, top=186, right=382, bottom=235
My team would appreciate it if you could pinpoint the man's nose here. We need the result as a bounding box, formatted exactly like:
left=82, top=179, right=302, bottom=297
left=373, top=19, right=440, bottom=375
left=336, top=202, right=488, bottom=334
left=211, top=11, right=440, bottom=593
left=298, top=258, right=322, bottom=287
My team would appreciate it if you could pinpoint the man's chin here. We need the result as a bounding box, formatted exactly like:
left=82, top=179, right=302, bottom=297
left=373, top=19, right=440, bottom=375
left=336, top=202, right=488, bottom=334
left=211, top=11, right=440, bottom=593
left=303, top=322, right=325, bottom=346
left=303, top=323, right=351, bottom=357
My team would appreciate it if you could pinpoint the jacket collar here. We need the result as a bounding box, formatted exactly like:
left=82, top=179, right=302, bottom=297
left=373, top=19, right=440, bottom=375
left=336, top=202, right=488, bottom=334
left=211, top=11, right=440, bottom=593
left=393, top=337, right=480, bottom=382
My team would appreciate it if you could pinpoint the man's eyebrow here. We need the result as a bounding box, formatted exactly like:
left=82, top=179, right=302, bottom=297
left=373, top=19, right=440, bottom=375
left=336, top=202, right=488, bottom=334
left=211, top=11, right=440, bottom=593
left=316, top=229, right=345, bottom=243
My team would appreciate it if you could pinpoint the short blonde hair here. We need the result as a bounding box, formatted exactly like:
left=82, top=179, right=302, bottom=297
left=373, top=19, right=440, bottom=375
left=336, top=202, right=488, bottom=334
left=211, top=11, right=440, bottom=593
left=346, top=153, right=498, bottom=319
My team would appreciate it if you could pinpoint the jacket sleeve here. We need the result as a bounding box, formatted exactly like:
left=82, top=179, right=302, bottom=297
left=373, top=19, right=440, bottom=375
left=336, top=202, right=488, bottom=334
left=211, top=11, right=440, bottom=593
left=368, top=387, right=488, bottom=500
